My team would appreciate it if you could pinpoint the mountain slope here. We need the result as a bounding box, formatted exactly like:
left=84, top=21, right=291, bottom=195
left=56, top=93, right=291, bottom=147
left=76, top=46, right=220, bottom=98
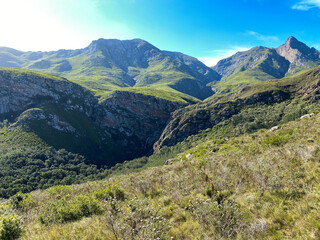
left=3, top=114, right=320, bottom=239
left=0, top=39, right=220, bottom=100
left=0, top=67, right=186, bottom=165
left=154, top=66, right=320, bottom=151
left=211, top=36, right=320, bottom=94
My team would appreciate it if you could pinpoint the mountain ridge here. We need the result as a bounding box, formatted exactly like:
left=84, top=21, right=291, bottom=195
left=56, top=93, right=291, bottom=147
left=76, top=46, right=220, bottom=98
left=211, top=36, right=320, bottom=94
left=0, top=38, right=220, bottom=100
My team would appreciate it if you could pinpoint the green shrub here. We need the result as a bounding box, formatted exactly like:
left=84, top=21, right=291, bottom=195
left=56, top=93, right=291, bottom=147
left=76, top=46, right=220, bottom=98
left=9, top=192, right=35, bottom=210
left=94, top=184, right=125, bottom=201
left=39, top=195, right=104, bottom=224
left=261, top=129, right=293, bottom=146
left=46, top=185, right=72, bottom=197
left=0, top=214, right=23, bottom=240
left=193, top=199, right=244, bottom=238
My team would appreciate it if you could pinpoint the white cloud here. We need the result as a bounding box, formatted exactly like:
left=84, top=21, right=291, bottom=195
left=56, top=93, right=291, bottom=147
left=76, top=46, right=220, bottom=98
left=197, top=46, right=252, bottom=67
left=247, top=31, right=279, bottom=42
left=292, top=0, right=320, bottom=10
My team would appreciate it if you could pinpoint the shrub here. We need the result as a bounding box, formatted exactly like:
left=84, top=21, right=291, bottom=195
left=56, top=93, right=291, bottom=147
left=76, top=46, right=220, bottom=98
left=46, top=185, right=72, bottom=197
left=261, top=129, right=293, bottom=146
left=39, top=195, right=103, bottom=224
left=94, top=184, right=125, bottom=201
left=0, top=214, right=23, bottom=240
left=9, top=192, right=35, bottom=210
left=193, top=199, right=244, bottom=238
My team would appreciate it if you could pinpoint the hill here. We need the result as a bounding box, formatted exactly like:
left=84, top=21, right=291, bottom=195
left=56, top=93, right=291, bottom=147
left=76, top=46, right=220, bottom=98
left=2, top=112, right=320, bottom=239
left=211, top=36, right=320, bottom=95
left=0, top=39, right=220, bottom=100
left=154, top=66, right=320, bottom=151
left=0, top=67, right=190, bottom=197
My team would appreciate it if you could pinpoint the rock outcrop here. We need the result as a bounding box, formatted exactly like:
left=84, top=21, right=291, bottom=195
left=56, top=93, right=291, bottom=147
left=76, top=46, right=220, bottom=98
left=154, top=89, right=291, bottom=151
left=0, top=68, right=185, bottom=163
left=277, top=36, right=320, bottom=74
left=0, top=69, right=96, bottom=117
left=96, top=90, right=184, bottom=154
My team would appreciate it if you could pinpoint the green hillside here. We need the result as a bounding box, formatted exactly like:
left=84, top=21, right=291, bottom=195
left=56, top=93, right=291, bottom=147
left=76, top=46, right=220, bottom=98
left=0, top=39, right=219, bottom=100
left=2, top=113, right=320, bottom=239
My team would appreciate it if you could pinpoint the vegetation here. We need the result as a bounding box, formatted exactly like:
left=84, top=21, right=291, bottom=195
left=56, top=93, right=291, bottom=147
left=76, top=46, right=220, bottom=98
left=0, top=115, right=319, bottom=239
left=0, top=214, right=23, bottom=240
left=0, top=67, right=65, bottom=82
left=0, top=146, right=105, bottom=198
left=109, top=87, right=199, bottom=104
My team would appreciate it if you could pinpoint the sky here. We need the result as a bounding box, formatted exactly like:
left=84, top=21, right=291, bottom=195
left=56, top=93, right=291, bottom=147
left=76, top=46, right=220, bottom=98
left=0, top=0, right=320, bottom=66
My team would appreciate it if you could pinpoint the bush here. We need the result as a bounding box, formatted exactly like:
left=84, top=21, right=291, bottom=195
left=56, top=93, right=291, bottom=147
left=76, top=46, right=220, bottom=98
left=46, top=185, right=72, bottom=197
left=193, top=199, right=244, bottom=238
left=39, top=195, right=104, bottom=224
left=9, top=192, right=35, bottom=210
left=0, top=214, right=23, bottom=240
left=261, top=129, right=293, bottom=146
left=94, top=184, right=125, bottom=201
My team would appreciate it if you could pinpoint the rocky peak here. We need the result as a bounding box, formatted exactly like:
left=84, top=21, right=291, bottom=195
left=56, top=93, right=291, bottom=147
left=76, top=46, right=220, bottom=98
left=278, top=36, right=314, bottom=57
left=277, top=36, right=320, bottom=72
left=87, top=38, right=159, bottom=55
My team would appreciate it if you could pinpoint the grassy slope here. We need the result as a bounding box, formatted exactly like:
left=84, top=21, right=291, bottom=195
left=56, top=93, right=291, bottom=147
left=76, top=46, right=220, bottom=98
left=206, top=66, right=320, bottom=103
left=0, top=48, right=212, bottom=100
left=232, top=66, right=320, bottom=100
left=212, top=65, right=275, bottom=94
left=2, top=114, right=320, bottom=239
left=103, top=87, right=200, bottom=104
left=0, top=67, right=65, bottom=82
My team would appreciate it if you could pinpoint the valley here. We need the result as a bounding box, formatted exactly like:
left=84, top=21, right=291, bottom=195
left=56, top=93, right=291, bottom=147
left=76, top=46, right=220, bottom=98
left=0, top=36, right=320, bottom=239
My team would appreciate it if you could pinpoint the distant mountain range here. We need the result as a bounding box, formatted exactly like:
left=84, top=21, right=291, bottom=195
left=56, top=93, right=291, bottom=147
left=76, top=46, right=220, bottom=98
left=2, top=36, right=320, bottom=238
left=0, top=37, right=319, bottom=101
left=0, top=39, right=220, bottom=100
left=211, top=36, right=320, bottom=94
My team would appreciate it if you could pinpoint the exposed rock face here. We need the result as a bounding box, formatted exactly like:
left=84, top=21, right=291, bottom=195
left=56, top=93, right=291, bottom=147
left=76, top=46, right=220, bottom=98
left=0, top=70, right=96, bottom=116
left=96, top=90, right=184, bottom=153
left=213, top=36, right=320, bottom=79
left=277, top=36, right=320, bottom=74
left=154, top=89, right=290, bottom=151
left=0, top=68, right=185, bottom=162
left=10, top=108, right=76, bottom=133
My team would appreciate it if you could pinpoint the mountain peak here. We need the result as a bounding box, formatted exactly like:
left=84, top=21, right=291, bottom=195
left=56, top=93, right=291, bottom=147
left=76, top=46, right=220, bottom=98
left=283, top=36, right=307, bottom=51
left=285, top=36, right=299, bottom=45
left=276, top=36, right=320, bottom=72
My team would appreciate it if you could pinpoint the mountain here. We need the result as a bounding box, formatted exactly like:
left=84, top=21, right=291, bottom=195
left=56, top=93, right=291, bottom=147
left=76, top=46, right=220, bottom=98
left=0, top=67, right=187, bottom=164
left=154, top=66, right=320, bottom=151
left=3, top=106, right=320, bottom=239
left=211, top=36, right=320, bottom=94
left=2, top=38, right=320, bottom=239
left=0, top=39, right=220, bottom=100
left=277, top=36, right=320, bottom=73
left=0, top=67, right=190, bottom=196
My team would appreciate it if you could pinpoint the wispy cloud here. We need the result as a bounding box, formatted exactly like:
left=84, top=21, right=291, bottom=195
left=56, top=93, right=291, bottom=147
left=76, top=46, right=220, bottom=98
left=292, top=0, right=320, bottom=10
left=247, top=31, right=279, bottom=42
left=197, top=46, right=252, bottom=67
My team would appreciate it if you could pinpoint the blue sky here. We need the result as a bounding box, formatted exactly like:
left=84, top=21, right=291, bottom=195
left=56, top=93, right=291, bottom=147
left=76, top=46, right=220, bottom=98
left=0, top=0, right=320, bottom=66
